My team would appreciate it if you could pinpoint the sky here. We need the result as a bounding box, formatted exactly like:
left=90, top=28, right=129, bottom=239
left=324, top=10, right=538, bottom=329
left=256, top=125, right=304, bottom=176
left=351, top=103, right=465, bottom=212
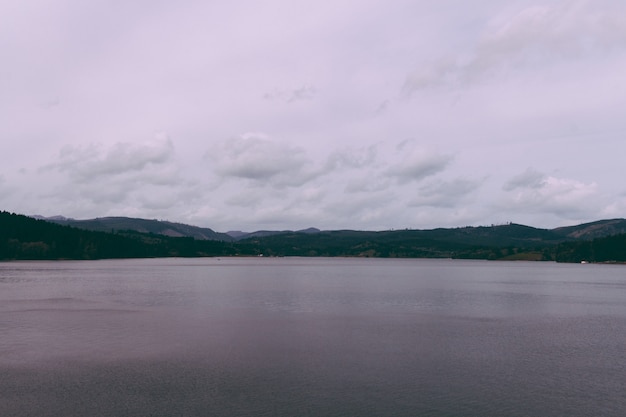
left=2, top=0, right=626, bottom=232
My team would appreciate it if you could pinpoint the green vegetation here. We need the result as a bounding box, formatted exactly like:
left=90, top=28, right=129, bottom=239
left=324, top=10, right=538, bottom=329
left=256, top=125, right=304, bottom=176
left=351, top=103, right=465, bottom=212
left=0, top=211, right=239, bottom=260
left=237, top=227, right=560, bottom=261
left=43, top=216, right=234, bottom=241
left=553, top=233, right=626, bottom=263
left=2, top=210, right=625, bottom=263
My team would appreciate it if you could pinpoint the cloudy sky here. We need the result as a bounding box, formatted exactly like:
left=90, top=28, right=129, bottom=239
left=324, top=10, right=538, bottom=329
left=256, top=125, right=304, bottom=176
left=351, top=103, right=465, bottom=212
left=2, top=0, right=626, bottom=232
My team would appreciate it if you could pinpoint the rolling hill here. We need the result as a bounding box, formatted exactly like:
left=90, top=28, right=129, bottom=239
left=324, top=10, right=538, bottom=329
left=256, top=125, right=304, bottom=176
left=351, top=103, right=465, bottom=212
left=552, top=218, right=626, bottom=240
left=33, top=216, right=235, bottom=241
left=2, top=211, right=623, bottom=262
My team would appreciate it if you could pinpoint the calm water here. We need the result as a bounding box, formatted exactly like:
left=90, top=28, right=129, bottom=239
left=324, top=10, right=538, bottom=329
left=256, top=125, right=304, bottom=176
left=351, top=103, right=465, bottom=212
left=1, top=258, right=625, bottom=416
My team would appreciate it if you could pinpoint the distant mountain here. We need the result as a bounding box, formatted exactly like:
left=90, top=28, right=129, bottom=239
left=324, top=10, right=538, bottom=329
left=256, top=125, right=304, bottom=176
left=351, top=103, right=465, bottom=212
left=36, top=216, right=235, bottom=242
left=552, top=218, right=626, bottom=240
left=237, top=224, right=569, bottom=260
left=299, top=227, right=322, bottom=234
left=31, top=214, right=73, bottom=221
left=227, top=227, right=321, bottom=241
left=225, top=230, right=248, bottom=239
left=35, top=216, right=324, bottom=242
left=8, top=211, right=625, bottom=263
left=38, top=213, right=626, bottom=248
left=3, top=211, right=239, bottom=260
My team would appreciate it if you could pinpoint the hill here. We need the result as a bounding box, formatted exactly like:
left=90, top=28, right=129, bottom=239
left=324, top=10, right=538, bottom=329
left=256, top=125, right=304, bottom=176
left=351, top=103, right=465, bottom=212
left=553, top=233, right=626, bottom=263
left=34, top=215, right=325, bottom=242
left=2, top=211, right=239, bottom=260
left=226, top=227, right=321, bottom=240
left=35, top=216, right=234, bottom=242
left=34, top=215, right=626, bottom=248
left=5, top=211, right=626, bottom=263
left=552, top=218, right=626, bottom=240
left=237, top=225, right=566, bottom=260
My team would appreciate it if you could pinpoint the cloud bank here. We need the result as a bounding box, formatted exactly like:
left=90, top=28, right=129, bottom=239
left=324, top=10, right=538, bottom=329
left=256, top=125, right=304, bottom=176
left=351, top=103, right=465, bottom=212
left=2, top=0, right=625, bottom=231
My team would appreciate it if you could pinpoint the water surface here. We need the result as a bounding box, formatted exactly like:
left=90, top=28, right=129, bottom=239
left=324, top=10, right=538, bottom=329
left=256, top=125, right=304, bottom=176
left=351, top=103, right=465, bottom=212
left=1, top=258, right=625, bottom=416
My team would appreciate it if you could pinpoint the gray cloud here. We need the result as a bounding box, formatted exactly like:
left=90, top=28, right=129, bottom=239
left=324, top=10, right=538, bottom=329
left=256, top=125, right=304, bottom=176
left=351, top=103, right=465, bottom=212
left=48, top=136, right=175, bottom=183
left=225, top=190, right=266, bottom=209
left=403, top=1, right=626, bottom=94
left=325, top=144, right=378, bottom=170
left=209, top=133, right=320, bottom=188
left=503, top=168, right=546, bottom=191
left=235, top=206, right=325, bottom=231
left=288, top=84, right=318, bottom=102
left=38, top=136, right=190, bottom=216
left=374, top=100, right=390, bottom=116
left=0, top=174, right=12, bottom=198
left=386, top=145, right=452, bottom=184
left=263, top=84, right=318, bottom=103
left=324, top=191, right=397, bottom=228
left=40, top=97, right=61, bottom=109
left=3, top=0, right=625, bottom=231
left=410, top=178, right=482, bottom=208
left=344, top=177, right=390, bottom=194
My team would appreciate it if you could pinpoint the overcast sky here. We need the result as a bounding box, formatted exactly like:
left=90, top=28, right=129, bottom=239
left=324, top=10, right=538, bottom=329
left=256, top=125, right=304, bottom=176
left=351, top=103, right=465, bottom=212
left=2, top=0, right=626, bottom=232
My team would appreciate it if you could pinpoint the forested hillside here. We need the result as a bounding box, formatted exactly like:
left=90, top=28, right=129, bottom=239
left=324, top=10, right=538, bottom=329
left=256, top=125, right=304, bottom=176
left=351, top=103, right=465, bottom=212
left=39, top=216, right=234, bottom=241
left=553, top=233, right=626, bottom=263
left=0, top=211, right=239, bottom=260
left=2, top=211, right=625, bottom=262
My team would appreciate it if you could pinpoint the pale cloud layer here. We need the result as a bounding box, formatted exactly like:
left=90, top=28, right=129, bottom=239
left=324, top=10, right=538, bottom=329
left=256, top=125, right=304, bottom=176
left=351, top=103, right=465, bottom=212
left=2, top=0, right=625, bottom=231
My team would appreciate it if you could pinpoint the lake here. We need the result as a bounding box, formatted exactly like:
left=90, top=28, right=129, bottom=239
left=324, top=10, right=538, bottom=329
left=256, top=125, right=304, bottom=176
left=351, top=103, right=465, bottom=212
left=1, top=257, right=625, bottom=416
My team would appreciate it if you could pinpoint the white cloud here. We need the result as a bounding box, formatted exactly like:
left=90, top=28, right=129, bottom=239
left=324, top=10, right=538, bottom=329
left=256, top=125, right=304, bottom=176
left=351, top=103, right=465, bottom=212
left=501, top=169, right=599, bottom=220
left=601, top=192, right=626, bottom=219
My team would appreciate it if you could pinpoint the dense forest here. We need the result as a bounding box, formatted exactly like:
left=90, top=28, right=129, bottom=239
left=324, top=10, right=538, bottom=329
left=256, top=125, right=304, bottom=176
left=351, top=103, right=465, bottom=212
left=1, top=211, right=625, bottom=263
left=553, top=233, right=626, bottom=263
left=0, top=211, right=241, bottom=260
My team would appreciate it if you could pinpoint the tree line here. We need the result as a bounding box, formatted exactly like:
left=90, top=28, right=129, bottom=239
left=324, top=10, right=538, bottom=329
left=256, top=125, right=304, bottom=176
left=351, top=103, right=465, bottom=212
left=1, top=211, right=625, bottom=262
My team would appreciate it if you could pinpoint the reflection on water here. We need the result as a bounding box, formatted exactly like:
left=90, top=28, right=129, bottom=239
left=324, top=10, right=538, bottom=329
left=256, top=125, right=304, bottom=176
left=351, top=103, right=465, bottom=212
left=1, top=258, right=626, bottom=416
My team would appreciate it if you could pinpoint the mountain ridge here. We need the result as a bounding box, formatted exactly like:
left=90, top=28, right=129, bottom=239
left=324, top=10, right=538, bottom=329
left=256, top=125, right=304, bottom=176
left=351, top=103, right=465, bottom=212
left=30, top=214, right=626, bottom=244
left=33, top=215, right=325, bottom=241
left=34, top=215, right=235, bottom=242
left=552, top=218, right=626, bottom=239
left=2, top=211, right=623, bottom=263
